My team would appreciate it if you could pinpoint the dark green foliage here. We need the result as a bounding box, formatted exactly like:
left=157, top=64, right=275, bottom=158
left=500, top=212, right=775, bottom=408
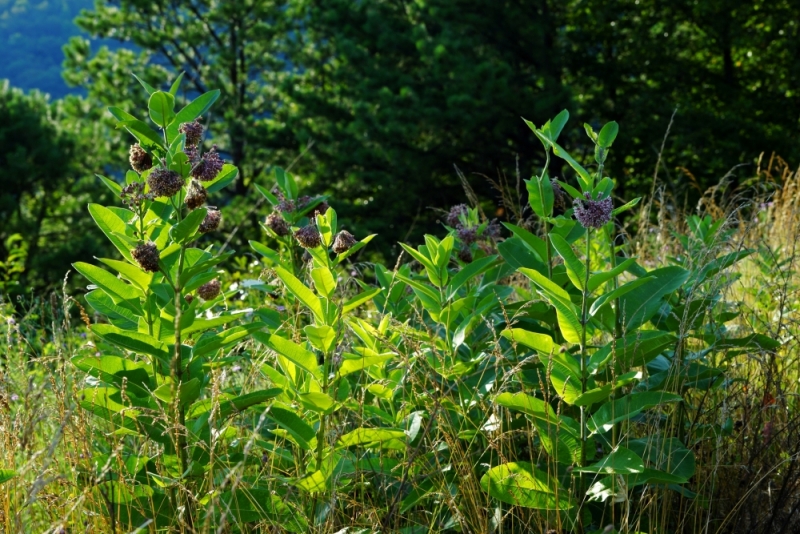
left=0, top=81, right=108, bottom=292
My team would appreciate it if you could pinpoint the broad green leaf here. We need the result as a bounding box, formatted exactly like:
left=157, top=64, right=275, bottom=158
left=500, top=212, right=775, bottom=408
left=618, top=266, right=689, bottom=330
left=399, top=243, right=441, bottom=287
left=551, top=140, right=592, bottom=191
left=97, top=174, right=122, bottom=195
left=117, top=119, right=166, bottom=150
left=132, top=73, right=157, bottom=95
left=91, top=324, right=171, bottom=362
left=188, top=389, right=282, bottom=421
left=169, top=208, right=207, bottom=244
left=88, top=204, right=136, bottom=263
left=627, top=436, right=695, bottom=482
left=589, top=276, right=654, bottom=316
left=337, top=351, right=395, bottom=377
left=310, top=267, right=336, bottom=297
left=148, top=91, right=176, bottom=129
left=205, top=164, right=238, bottom=193
left=588, top=330, right=677, bottom=374
left=219, top=489, right=307, bottom=531
left=266, top=405, right=316, bottom=450
left=481, top=462, right=573, bottom=510
left=597, top=121, right=619, bottom=148
left=519, top=267, right=582, bottom=344
left=84, top=290, right=139, bottom=331
left=575, top=446, right=644, bottom=475
left=337, top=428, right=406, bottom=448
left=588, top=392, right=683, bottom=435
left=97, top=258, right=153, bottom=292
left=526, top=176, right=554, bottom=218
left=250, top=240, right=285, bottom=267
left=613, top=197, right=641, bottom=216
left=447, top=255, right=498, bottom=300
left=71, top=354, right=152, bottom=398
left=502, top=328, right=555, bottom=354
left=193, top=323, right=266, bottom=357
left=298, top=392, right=336, bottom=414
left=73, top=262, right=142, bottom=304
left=273, top=266, right=324, bottom=321
left=166, top=89, right=220, bottom=141
left=303, top=325, right=336, bottom=353
left=342, top=287, right=381, bottom=314
left=587, top=257, right=638, bottom=292
left=153, top=378, right=201, bottom=407
left=168, top=72, right=184, bottom=95
left=549, top=234, right=586, bottom=290
left=495, top=392, right=557, bottom=422
left=257, top=332, right=321, bottom=381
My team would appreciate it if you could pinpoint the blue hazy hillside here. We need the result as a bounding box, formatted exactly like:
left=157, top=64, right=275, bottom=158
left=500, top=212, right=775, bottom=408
left=0, top=0, right=94, bottom=98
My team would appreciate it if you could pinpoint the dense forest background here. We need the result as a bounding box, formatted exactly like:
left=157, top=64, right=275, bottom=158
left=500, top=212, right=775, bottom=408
left=2, top=0, right=800, bottom=291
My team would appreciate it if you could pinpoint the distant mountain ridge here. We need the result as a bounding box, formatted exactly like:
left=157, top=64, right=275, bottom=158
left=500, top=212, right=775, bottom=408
left=0, top=0, right=94, bottom=98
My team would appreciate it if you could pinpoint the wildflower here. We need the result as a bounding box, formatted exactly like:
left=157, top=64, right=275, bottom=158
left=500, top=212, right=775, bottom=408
left=446, top=204, right=468, bottom=227
left=573, top=192, right=613, bottom=229
left=275, top=193, right=296, bottom=213
left=147, top=167, right=184, bottom=198
left=484, top=219, right=502, bottom=239
left=294, top=225, right=322, bottom=249
left=265, top=213, right=290, bottom=237
left=131, top=242, right=160, bottom=272
left=332, top=230, right=356, bottom=254
left=185, top=179, right=208, bottom=210
left=129, top=144, right=153, bottom=173
left=120, top=181, right=154, bottom=208
left=457, top=248, right=473, bottom=263
left=197, top=279, right=221, bottom=300
left=184, top=145, right=200, bottom=165
left=184, top=294, right=194, bottom=304
left=10, top=394, right=19, bottom=402
left=179, top=119, right=204, bottom=147
left=198, top=209, right=222, bottom=233
left=456, top=226, right=478, bottom=245
left=191, top=145, right=224, bottom=182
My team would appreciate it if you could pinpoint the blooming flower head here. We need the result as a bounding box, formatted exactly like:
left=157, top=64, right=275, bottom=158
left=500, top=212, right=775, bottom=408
left=294, top=225, right=322, bottom=249
left=332, top=230, right=356, bottom=254
left=573, top=192, right=613, bottom=229
left=132, top=242, right=160, bottom=272
left=197, top=279, right=221, bottom=300
left=446, top=204, right=468, bottom=227
left=185, top=179, right=208, bottom=210
left=129, top=144, right=153, bottom=173
left=198, top=209, right=222, bottom=233
left=147, top=167, right=184, bottom=198
left=191, top=145, right=224, bottom=182
left=179, top=119, right=204, bottom=147
left=266, top=212, right=290, bottom=237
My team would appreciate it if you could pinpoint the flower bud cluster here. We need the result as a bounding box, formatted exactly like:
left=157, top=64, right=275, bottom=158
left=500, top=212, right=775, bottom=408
left=120, top=181, right=155, bottom=208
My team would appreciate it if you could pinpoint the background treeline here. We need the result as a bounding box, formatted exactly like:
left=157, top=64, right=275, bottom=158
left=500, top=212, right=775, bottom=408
left=2, top=0, right=799, bottom=291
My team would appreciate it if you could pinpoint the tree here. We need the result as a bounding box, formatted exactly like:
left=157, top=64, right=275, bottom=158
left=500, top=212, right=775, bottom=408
left=0, top=81, right=107, bottom=292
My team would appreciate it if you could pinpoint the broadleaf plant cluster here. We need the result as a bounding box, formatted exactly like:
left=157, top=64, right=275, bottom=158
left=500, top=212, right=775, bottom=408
left=72, top=77, right=775, bottom=532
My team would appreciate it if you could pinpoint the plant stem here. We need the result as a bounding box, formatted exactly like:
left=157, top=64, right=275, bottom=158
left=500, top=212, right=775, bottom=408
left=578, top=228, right=592, bottom=533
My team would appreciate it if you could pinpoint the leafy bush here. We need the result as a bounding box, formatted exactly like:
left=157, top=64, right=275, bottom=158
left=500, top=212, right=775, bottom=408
left=0, top=76, right=790, bottom=534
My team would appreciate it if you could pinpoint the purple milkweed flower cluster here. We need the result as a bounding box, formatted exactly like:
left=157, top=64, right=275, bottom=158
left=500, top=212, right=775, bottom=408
left=179, top=119, right=204, bottom=147
left=147, top=167, right=184, bottom=198
left=197, top=279, right=221, bottom=300
left=199, top=209, right=222, bottom=233
left=445, top=204, right=468, bottom=227
left=265, top=213, right=290, bottom=237
left=132, top=242, right=160, bottom=272
left=573, top=192, right=613, bottom=229
left=120, top=181, right=154, bottom=208
left=332, top=230, right=356, bottom=254
left=185, top=179, right=208, bottom=210
left=191, top=145, right=224, bottom=182
left=294, top=225, right=322, bottom=249
left=129, top=144, right=153, bottom=173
